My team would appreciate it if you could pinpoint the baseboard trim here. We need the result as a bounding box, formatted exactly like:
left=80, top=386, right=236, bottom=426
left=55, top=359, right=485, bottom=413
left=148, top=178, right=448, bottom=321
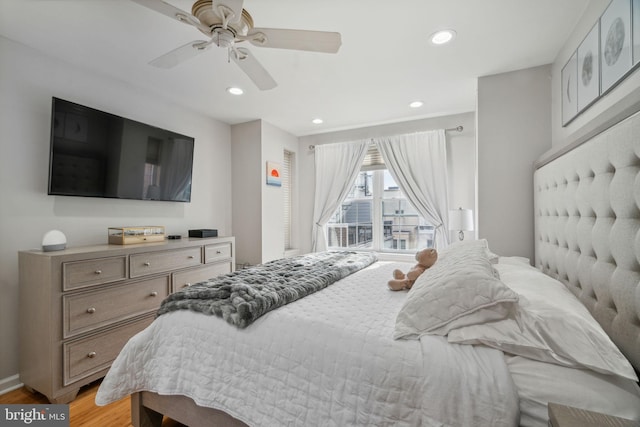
left=0, top=374, right=23, bottom=396
left=284, top=249, right=301, bottom=258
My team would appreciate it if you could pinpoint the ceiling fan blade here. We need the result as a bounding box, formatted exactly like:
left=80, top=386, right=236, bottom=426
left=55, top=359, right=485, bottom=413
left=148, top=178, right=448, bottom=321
left=130, top=0, right=211, bottom=34
left=211, top=0, right=244, bottom=25
left=149, top=41, right=210, bottom=68
left=231, top=47, right=277, bottom=90
left=246, top=28, right=342, bottom=53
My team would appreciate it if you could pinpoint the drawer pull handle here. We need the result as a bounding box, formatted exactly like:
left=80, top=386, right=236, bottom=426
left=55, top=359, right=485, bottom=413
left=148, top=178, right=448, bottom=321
left=86, top=307, right=96, bottom=314
left=87, top=352, right=96, bottom=358
left=94, top=270, right=102, bottom=275
left=216, top=250, right=222, bottom=254
left=188, top=255, right=195, bottom=259
left=150, top=291, right=158, bottom=297
left=143, top=262, right=151, bottom=267
left=183, top=283, right=192, bottom=288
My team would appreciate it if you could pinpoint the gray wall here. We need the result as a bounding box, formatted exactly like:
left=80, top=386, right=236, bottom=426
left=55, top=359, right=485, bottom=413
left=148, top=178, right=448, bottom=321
left=477, top=65, right=552, bottom=261
left=231, top=121, right=263, bottom=266
left=231, top=120, right=300, bottom=266
left=0, top=36, right=232, bottom=391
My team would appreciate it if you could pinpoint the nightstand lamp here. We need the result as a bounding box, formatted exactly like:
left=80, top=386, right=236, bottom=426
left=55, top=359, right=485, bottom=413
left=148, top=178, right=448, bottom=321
left=448, top=207, right=474, bottom=241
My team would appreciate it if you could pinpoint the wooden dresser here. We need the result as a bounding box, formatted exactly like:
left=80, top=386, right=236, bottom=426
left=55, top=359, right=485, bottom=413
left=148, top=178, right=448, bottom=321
left=18, top=236, right=235, bottom=404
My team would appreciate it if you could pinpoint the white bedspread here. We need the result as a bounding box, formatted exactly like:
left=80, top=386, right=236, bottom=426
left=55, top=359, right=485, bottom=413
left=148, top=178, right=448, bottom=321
left=96, top=261, right=519, bottom=426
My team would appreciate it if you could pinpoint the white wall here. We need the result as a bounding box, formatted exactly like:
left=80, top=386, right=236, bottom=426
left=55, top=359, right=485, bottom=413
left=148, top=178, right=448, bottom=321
left=0, top=36, right=232, bottom=389
left=551, top=0, right=640, bottom=149
left=477, top=65, right=552, bottom=261
left=231, top=119, right=299, bottom=266
left=261, top=121, right=300, bottom=261
left=231, top=120, right=262, bottom=267
left=297, top=112, right=477, bottom=254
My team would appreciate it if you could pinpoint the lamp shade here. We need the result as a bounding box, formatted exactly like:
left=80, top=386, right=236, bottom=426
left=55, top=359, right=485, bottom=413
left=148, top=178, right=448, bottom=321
left=448, top=208, right=474, bottom=231
left=42, top=230, right=67, bottom=252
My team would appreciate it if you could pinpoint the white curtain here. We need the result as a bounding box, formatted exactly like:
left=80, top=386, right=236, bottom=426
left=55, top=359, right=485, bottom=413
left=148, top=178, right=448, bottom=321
left=311, top=140, right=369, bottom=252
left=375, top=130, right=451, bottom=249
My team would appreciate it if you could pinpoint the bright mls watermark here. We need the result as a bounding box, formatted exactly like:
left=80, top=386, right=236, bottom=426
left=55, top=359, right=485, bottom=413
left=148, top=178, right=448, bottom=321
left=0, top=405, right=69, bottom=426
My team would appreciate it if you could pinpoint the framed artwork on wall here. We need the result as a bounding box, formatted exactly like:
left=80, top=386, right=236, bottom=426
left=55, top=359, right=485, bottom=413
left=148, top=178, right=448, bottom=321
left=633, top=0, right=640, bottom=64
left=600, top=0, right=632, bottom=93
left=266, top=161, right=282, bottom=187
left=561, top=51, right=578, bottom=126
left=577, top=22, right=600, bottom=112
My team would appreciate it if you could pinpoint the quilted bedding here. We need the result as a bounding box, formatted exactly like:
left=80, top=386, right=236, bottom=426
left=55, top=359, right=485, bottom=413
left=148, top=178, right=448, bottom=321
left=157, top=251, right=377, bottom=328
left=96, top=260, right=519, bottom=427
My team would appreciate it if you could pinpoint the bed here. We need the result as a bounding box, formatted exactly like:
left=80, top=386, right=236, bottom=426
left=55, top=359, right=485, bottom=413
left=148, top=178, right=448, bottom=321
left=96, top=108, right=640, bottom=426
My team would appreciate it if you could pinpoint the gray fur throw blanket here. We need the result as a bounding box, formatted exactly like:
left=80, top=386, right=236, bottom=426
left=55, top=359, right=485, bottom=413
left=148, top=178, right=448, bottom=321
left=157, top=251, right=378, bottom=328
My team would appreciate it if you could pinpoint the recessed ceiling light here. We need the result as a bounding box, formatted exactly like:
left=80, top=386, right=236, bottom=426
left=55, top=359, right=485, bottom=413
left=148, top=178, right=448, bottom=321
left=227, top=87, right=244, bottom=95
left=430, top=29, right=456, bottom=45
left=409, top=101, right=424, bottom=108
left=312, top=118, right=324, bottom=124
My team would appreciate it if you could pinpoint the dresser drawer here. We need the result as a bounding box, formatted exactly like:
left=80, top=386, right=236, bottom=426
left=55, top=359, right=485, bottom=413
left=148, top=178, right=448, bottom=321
left=63, top=315, right=154, bottom=386
left=205, top=242, right=232, bottom=264
left=172, top=262, right=232, bottom=292
left=130, top=247, right=202, bottom=278
left=63, top=276, right=169, bottom=338
left=62, top=256, right=127, bottom=291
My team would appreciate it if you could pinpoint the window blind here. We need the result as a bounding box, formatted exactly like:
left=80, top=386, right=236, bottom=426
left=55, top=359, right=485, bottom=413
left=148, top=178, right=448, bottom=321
left=361, top=143, right=385, bottom=171
left=283, top=150, right=293, bottom=250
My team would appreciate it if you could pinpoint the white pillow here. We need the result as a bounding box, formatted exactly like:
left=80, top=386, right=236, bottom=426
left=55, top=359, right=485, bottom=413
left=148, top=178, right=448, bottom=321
left=394, top=242, right=519, bottom=339
left=447, top=238, right=500, bottom=263
left=505, top=355, right=640, bottom=427
left=448, top=262, right=638, bottom=381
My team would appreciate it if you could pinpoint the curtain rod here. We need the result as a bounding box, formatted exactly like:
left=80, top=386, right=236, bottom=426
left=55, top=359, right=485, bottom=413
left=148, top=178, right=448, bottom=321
left=308, top=125, right=463, bottom=150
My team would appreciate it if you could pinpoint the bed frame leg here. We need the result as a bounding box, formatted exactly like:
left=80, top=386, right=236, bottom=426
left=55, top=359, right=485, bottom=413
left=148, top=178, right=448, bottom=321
left=131, top=392, right=163, bottom=427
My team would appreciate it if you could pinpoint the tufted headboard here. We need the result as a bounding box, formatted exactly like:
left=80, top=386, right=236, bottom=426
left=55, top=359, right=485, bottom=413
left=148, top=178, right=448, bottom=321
left=534, top=109, right=640, bottom=373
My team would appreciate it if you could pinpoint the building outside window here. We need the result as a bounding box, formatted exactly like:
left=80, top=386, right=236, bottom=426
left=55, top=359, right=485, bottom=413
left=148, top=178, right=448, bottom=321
left=327, top=167, right=434, bottom=253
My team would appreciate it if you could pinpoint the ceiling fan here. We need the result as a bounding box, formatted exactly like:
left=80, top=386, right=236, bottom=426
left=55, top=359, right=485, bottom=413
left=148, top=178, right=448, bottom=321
left=131, top=0, right=342, bottom=90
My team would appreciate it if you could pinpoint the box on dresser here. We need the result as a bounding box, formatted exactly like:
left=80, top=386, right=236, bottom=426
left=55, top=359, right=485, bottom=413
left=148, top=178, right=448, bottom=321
left=108, top=226, right=166, bottom=245
left=18, top=236, right=235, bottom=404
left=188, top=229, right=218, bottom=238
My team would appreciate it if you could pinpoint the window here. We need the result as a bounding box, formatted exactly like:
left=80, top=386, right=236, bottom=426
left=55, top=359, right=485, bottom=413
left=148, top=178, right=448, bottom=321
left=283, top=150, right=293, bottom=250
left=326, top=146, right=434, bottom=253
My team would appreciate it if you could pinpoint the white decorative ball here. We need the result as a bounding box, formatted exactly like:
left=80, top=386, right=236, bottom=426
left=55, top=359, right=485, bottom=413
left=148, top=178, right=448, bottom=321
left=42, top=230, right=67, bottom=252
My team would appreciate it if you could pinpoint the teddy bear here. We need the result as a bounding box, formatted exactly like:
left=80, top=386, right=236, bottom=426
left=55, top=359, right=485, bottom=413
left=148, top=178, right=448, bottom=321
left=388, top=248, right=438, bottom=291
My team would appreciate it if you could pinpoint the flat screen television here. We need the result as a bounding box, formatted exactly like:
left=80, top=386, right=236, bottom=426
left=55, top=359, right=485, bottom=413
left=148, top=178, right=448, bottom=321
left=48, top=97, right=195, bottom=202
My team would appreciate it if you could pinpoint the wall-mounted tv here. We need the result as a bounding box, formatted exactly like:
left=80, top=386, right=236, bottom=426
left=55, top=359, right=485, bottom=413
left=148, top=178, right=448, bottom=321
left=48, top=97, right=195, bottom=202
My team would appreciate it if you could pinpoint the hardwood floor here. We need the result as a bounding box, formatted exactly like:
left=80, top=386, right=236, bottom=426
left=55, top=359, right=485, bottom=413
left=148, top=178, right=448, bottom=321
left=0, top=381, right=183, bottom=427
